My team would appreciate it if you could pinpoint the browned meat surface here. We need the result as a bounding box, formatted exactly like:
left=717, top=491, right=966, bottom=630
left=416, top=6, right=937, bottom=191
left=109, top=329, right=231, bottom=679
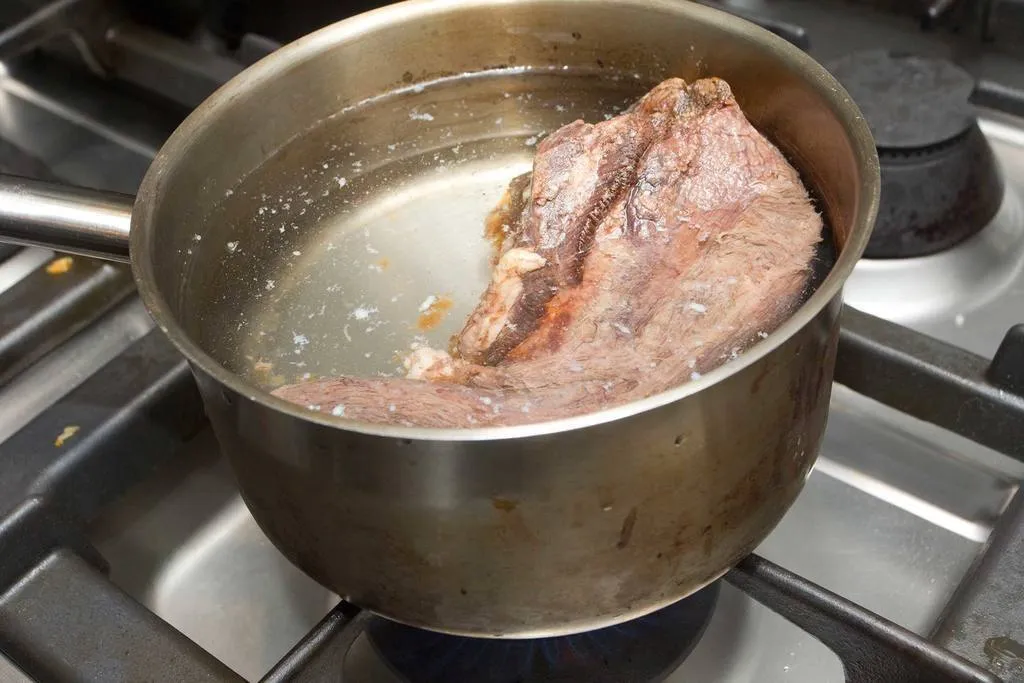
left=273, top=77, right=823, bottom=427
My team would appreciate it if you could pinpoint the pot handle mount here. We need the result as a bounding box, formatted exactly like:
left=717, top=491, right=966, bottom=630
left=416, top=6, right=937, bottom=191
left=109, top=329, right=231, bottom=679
left=0, top=173, right=134, bottom=263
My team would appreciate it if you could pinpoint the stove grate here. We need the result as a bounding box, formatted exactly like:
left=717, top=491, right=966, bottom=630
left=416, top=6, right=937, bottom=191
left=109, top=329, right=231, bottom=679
left=1, top=307, right=1019, bottom=683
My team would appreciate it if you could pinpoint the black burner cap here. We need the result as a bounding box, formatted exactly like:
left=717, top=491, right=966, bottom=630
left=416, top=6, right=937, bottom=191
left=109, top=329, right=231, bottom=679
left=828, top=50, right=975, bottom=150
left=825, top=50, right=1004, bottom=258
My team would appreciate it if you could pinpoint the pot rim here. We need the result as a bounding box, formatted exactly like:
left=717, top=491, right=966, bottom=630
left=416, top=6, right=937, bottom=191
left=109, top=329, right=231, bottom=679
left=132, top=0, right=880, bottom=442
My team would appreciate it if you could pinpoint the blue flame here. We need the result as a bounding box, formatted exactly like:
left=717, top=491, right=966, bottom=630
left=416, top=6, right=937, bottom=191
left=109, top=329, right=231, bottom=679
left=367, top=582, right=719, bottom=683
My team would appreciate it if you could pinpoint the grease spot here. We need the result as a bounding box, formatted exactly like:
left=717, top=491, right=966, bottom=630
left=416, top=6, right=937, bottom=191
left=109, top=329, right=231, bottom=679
left=492, top=497, right=519, bottom=512
left=617, top=507, right=638, bottom=549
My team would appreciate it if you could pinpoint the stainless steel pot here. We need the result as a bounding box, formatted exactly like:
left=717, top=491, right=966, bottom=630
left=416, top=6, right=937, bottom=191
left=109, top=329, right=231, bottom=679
left=0, top=0, right=879, bottom=637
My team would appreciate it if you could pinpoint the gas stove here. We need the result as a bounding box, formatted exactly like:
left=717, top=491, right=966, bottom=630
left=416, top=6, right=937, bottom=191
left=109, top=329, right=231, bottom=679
left=1, top=1, right=1024, bottom=682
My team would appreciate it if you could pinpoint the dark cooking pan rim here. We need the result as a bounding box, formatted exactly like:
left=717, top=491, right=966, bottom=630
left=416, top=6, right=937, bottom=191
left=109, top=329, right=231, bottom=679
left=132, top=0, right=880, bottom=443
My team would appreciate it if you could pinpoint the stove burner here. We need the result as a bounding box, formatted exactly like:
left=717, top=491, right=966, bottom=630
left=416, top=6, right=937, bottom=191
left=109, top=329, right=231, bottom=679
left=828, top=50, right=975, bottom=150
left=827, top=50, right=1004, bottom=258
left=366, top=582, right=719, bottom=683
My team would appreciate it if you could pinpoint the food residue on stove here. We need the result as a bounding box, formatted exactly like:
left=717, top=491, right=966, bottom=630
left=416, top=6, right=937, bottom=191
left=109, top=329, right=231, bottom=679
left=54, top=425, right=80, bottom=447
left=45, top=256, right=74, bottom=275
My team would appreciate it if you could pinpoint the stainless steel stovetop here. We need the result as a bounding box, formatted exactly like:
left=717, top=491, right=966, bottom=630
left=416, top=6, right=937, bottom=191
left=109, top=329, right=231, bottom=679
left=1, top=1, right=1024, bottom=682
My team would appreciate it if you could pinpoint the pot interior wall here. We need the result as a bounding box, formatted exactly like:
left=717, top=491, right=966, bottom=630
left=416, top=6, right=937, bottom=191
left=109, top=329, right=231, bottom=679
left=135, top=0, right=869, bottom=388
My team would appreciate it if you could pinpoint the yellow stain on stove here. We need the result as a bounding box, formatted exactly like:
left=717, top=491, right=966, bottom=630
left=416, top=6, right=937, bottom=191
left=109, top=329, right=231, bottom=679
left=46, top=256, right=74, bottom=275
left=54, top=425, right=80, bottom=447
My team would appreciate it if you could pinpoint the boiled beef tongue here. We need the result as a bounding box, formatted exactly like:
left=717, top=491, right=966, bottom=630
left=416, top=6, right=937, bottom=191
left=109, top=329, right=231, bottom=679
left=272, top=77, right=822, bottom=427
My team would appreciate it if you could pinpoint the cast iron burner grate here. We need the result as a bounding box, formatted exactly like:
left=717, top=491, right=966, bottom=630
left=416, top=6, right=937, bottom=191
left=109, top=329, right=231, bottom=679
left=0, top=207, right=1020, bottom=683
left=365, top=584, right=718, bottom=683
left=1, top=4, right=1024, bottom=683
